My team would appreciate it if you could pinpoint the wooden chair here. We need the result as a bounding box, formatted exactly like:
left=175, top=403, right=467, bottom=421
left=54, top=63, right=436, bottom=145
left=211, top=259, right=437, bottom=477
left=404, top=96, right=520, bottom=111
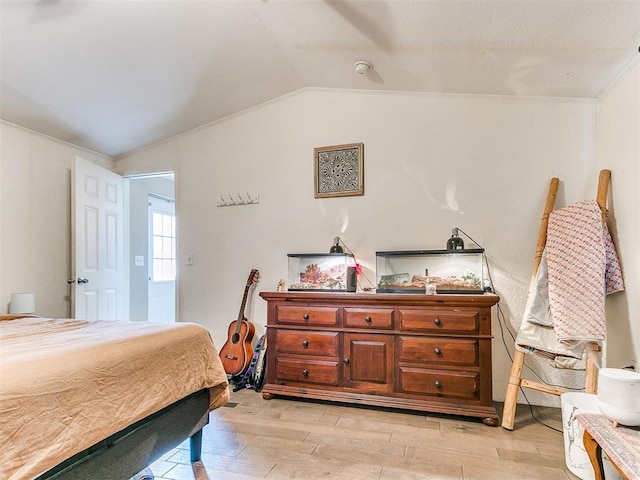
left=501, top=170, right=610, bottom=430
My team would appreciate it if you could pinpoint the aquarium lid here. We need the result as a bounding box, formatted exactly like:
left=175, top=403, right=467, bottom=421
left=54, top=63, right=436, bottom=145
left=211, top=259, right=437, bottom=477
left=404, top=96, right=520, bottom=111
left=376, top=248, right=484, bottom=256
left=287, top=253, right=355, bottom=258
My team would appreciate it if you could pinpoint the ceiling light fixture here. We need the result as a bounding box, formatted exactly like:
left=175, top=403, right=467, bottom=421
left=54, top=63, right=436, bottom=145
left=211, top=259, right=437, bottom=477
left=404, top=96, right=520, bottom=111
left=354, top=60, right=372, bottom=76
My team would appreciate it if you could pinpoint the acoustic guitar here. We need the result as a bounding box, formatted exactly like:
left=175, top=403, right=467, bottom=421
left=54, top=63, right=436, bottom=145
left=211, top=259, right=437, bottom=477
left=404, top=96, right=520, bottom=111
left=219, top=269, right=258, bottom=376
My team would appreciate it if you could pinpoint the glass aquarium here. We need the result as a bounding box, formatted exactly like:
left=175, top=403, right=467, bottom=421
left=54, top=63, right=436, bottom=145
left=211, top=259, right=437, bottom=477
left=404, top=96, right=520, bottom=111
left=288, top=253, right=356, bottom=291
left=375, top=249, right=485, bottom=294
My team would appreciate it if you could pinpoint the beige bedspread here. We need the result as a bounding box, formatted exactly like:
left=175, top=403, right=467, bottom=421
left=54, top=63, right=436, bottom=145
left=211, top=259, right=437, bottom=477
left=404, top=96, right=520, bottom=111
left=0, top=316, right=229, bottom=480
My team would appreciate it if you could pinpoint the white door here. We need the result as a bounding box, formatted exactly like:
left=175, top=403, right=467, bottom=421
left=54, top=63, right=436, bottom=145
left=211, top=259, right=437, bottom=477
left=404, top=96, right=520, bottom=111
left=72, top=156, right=125, bottom=320
left=147, top=195, right=176, bottom=323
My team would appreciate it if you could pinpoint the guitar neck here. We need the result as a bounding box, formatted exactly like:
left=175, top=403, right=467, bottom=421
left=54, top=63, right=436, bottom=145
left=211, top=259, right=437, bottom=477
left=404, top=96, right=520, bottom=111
left=234, top=284, right=251, bottom=332
left=233, top=269, right=259, bottom=335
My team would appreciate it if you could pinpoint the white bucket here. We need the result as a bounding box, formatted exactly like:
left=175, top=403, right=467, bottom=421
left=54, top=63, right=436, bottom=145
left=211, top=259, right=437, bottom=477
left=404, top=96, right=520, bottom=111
left=561, top=392, right=623, bottom=480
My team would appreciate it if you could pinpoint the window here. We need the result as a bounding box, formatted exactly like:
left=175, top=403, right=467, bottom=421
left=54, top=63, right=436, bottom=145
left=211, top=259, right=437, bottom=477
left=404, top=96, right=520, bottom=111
left=151, top=211, right=176, bottom=282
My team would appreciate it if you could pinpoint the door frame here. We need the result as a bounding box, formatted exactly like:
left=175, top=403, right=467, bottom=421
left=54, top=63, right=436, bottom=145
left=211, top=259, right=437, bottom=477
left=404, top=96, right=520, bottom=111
left=122, top=168, right=178, bottom=322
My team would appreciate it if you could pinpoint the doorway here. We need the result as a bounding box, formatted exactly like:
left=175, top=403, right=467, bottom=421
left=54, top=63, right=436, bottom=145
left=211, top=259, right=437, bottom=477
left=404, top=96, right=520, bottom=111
left=126, top=173, right=176, bottom=323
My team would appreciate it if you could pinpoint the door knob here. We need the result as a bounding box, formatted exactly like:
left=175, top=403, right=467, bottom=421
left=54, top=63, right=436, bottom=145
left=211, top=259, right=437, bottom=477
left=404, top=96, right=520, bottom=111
left=76, top=277, right=89, bottom=285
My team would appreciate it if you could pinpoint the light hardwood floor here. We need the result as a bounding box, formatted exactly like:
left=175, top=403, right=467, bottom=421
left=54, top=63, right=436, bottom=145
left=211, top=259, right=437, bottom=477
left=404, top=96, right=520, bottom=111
left=149, top=389, right=580, bottom=480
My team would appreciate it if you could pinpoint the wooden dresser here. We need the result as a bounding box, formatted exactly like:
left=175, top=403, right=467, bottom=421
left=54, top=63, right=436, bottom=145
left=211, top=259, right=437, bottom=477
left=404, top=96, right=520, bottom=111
left=259, top=291, right=500, bottom=426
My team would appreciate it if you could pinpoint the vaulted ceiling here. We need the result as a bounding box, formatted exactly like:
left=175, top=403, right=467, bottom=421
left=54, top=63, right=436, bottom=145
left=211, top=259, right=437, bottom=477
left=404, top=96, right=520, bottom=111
left=1, top=0, right=639, bottom=157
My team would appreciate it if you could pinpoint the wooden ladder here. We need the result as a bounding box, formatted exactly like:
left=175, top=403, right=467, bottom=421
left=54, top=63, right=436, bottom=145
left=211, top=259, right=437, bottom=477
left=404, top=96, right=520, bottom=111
left=501, top=170, right=610, bottom=430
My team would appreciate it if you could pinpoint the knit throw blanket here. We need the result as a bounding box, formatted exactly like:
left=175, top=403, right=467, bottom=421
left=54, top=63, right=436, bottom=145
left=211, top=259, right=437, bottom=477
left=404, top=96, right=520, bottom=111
left=546, top=200, right=624, bottom=341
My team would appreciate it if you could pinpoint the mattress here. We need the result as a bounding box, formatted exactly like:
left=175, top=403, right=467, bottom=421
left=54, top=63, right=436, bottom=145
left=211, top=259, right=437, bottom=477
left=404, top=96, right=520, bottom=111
left=0, top=316, right=229, bottom=480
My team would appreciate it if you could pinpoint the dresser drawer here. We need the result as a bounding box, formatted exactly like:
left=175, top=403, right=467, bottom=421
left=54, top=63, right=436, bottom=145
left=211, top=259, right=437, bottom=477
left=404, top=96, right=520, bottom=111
left=274, top=330, right=339, bottom=356
left=344, top=308, right=394, bottom=329
left=274, top=305, right=339, bottom=326
left=398, top=337, right=478, bottom=366
left=398, top=367, right=480, bottom=400
left=398, top=309, right=479, bottom=334
left=275, top=358, right=340, bottom=386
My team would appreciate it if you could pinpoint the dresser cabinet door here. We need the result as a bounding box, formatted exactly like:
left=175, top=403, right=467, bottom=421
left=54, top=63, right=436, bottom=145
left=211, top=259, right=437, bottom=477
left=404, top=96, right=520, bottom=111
left=343, top=333, right=394, bottom=393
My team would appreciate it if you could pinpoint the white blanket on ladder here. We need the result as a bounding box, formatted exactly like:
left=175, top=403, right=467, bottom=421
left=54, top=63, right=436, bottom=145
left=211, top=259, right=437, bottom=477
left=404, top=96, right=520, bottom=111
left=516, top=250, right=589, bottom=369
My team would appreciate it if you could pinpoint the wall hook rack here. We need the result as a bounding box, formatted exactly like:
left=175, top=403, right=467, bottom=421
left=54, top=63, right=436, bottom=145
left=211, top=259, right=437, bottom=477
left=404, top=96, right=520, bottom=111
left=217, top=193, right=260, bottom=207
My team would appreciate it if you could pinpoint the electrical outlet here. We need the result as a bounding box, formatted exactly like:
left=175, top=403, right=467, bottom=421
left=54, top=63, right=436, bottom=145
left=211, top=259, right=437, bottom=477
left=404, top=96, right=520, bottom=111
left=134, top=256, right=144, bottom=267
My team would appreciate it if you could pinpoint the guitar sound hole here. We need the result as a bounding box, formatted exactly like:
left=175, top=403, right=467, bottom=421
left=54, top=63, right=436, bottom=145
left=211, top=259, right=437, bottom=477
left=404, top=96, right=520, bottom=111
left=231, top=333, right=240, bottom=344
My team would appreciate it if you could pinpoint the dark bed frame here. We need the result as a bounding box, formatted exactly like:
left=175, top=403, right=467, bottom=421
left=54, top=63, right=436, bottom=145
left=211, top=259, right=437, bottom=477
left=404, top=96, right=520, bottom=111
left=35, top=389, right=211, bottom=480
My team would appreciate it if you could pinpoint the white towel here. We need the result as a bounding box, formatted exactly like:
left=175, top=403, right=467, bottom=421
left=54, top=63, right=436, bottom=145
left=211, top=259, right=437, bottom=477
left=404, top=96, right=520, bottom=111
left=523, top=250, right=552, bottom=327
left=516, top=250, right=587, bottom=369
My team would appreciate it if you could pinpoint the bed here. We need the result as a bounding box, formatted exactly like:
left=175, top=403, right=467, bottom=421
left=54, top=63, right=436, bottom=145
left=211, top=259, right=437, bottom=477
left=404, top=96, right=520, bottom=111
left=0, top=315, right=230, bottom=480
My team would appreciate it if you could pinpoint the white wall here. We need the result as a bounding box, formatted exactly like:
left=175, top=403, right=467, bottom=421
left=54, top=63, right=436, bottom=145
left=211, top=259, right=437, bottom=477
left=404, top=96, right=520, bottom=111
left=597, top=60, right=640, bottom=370
left=0, top=121, right=114, bottom=318
left=117, top=88, right=612, bottom=405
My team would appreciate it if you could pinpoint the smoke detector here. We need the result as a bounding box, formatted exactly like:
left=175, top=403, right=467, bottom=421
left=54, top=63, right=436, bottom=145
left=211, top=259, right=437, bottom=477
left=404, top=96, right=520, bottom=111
left=354, top=60, right=372, bottom=75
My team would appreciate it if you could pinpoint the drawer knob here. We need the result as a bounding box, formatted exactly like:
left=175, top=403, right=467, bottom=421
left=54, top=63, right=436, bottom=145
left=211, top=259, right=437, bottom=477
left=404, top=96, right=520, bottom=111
left=434, top=348, right=441, bottom=355
left=364, top=316, right=372, bottom=323
left=302, top=313, right=310, bottom=320
left=302, top=340, right=309, bottom=347
left=302, top=369, right=309, bottom=377
left=434, top=380, right=442, bottom=388
left=434, top=318, right=442, bottom=326
left=343, top=358, right=350, bottom=365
